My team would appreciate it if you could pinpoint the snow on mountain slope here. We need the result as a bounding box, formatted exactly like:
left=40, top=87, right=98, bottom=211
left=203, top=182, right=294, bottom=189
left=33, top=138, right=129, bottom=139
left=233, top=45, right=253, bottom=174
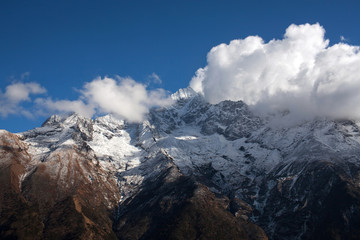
left=16, top=87, right=360, bottom=199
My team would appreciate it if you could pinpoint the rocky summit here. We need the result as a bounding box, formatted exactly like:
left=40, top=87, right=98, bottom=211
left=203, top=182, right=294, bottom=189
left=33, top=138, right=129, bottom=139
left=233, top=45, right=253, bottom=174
left=1, top=87, right=360, bottom=240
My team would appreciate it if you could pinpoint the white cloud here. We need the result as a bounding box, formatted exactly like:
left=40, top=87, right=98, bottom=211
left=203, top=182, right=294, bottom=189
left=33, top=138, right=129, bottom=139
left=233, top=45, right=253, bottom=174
left=5, top=82, right=46, bottom=102
left=81, top=76, right=172, bottom=122
left=190, top=67, right=206, bottom=93
left=35, top=76, right=173, bottom=122
left=35, top=98, right=95, bottom=118
left=190, top=23, right=360, bottom=122
left=148, top=73, right=162, bottom=84
left=0, top=82, right=46, bottom=117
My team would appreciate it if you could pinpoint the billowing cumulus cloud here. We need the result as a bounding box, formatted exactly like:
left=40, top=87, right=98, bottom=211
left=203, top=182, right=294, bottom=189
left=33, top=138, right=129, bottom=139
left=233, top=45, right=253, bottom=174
left=36, top=76, right=173, bottom=122
left=190, top=23, right=360, bottom=122
left=0, top=82, right=46, bottom=117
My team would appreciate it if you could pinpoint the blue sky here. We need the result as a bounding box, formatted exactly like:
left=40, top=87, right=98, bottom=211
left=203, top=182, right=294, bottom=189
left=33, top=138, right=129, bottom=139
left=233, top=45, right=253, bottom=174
left=1, top=0, right=360, bottom=132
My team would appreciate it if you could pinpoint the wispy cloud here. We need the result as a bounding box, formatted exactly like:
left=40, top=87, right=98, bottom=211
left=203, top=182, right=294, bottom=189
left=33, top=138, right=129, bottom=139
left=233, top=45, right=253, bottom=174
left=148, top=72, right=162, bottom=85
left=35, top=98, right=95, bottom=118
left=0, top=82, right=46, bottom=117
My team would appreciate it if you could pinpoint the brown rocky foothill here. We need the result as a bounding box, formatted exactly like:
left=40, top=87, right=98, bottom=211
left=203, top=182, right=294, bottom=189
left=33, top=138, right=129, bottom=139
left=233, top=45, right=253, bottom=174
left=0, top=130, right=119, bottom=239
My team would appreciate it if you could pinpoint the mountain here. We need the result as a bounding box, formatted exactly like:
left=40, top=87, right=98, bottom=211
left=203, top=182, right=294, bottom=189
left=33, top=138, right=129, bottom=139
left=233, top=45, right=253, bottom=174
left=1, top=87, right=360, bottom=240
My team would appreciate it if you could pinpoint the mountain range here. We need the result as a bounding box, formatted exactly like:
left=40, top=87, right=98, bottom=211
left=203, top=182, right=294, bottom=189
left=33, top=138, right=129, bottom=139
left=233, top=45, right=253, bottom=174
left=1, top=87, right=360, bottom=240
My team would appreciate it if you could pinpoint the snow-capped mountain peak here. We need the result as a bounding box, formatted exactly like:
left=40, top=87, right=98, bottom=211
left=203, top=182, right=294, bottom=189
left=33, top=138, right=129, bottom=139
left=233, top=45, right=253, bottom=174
left=171, top=86, right=198, bottom=101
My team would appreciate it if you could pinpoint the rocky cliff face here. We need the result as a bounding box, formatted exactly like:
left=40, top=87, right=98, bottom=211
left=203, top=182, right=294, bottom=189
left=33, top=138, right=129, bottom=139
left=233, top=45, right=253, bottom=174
left=1, top=87, right=360, bottom=239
